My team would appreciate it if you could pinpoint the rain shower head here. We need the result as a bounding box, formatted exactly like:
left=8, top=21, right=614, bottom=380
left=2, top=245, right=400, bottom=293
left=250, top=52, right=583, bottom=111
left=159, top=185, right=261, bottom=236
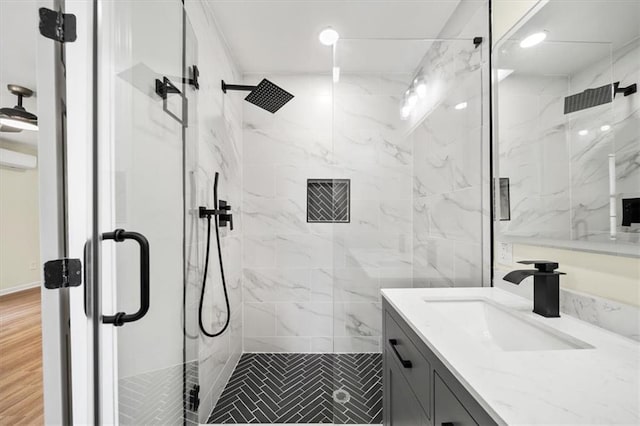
left=221, top=79, right=294, bottom=113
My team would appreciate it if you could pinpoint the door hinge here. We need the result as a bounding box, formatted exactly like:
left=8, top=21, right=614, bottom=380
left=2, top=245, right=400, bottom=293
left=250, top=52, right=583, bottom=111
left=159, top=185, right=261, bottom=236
left=44, top=259, right=82, bottom=289
left=39, top=7, right=77, bottom=43
left=189, top=384, right=200, bottom=411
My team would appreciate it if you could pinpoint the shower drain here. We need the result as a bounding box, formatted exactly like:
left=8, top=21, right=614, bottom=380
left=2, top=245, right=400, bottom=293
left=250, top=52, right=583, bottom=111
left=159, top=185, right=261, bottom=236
left=332, top=389, right=351, bottom=404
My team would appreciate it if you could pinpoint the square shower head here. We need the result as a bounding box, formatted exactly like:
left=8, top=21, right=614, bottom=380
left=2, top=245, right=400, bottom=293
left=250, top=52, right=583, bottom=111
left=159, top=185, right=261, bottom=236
left=245, top=79, right=294, bottom=113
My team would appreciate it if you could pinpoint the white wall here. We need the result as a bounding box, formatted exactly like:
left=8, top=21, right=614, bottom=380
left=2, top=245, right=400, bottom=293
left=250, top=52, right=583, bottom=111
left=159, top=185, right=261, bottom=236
left=0, top=0, right=40, bottom=295
left=0, top=142, right=40, bottom=294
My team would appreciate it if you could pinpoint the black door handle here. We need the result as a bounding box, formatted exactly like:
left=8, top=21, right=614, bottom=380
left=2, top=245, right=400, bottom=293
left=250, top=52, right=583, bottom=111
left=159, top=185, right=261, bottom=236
left=389, top=339, right=412, bottom=368
left=102, top=229, right=151, bottom=327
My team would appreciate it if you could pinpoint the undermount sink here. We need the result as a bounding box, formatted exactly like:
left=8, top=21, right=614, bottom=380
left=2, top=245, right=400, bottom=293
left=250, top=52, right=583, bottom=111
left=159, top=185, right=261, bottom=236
left=423, top=298, right=593, bottom=352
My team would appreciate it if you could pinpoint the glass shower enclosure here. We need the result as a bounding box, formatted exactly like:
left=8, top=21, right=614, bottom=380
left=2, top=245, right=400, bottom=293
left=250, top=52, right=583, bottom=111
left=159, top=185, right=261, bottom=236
left=66, top=1, right=489, bottom=424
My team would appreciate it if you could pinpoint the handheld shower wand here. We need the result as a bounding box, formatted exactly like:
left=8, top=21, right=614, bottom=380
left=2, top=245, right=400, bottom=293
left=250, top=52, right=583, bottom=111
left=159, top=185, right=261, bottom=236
left=198, top=172, right=233, bottom=337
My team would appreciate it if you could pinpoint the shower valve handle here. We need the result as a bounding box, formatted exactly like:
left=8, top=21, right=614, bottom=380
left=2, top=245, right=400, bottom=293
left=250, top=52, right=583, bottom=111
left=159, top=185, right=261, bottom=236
left=218, top=200, right=233, bottom=230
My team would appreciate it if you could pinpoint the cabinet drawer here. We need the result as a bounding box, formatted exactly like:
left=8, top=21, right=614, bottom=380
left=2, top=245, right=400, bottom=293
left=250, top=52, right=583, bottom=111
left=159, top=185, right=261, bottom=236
left=385, top=351, right=430, bottom=426
left=384, top=312, right=431, bottom=418
left=434, top=372, right=478, bottom=426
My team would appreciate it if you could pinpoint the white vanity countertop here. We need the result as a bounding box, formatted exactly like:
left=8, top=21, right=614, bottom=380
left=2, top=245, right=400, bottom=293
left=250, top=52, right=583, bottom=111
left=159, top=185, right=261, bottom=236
left=381, top=287, right=640, bottom=425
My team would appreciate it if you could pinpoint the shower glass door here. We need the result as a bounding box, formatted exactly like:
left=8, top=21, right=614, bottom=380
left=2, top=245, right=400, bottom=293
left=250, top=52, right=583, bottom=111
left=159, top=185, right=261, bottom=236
left=90, top=1, right=196, bottom=423
left=331, top=36, right=489, bottom=423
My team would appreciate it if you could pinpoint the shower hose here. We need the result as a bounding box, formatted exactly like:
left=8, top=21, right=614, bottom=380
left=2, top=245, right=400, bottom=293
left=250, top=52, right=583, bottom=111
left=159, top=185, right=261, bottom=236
left=198, top=172, right=231, bottom=337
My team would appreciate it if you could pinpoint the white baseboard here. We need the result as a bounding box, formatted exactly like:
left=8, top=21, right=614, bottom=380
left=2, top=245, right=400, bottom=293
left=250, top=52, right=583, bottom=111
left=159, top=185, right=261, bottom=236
left=0, top=281, right=40, bottom=297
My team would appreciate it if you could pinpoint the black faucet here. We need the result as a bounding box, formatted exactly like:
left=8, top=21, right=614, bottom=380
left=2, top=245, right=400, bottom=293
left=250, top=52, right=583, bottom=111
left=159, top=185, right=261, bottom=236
left=503, top=261, right=565, bottom=318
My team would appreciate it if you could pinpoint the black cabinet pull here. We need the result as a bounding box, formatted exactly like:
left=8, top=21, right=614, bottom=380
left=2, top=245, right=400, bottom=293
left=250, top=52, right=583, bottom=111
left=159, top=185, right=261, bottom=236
left=442, top=423, right=455, bottom=426
left=389, top=338, right=412, bottom=368
left=102, top=229, right=151, bottom=327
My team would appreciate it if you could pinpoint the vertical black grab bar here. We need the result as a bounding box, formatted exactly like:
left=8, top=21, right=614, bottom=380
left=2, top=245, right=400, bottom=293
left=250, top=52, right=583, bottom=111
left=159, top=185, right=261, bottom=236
left=102, top=229, right=151, bottom=327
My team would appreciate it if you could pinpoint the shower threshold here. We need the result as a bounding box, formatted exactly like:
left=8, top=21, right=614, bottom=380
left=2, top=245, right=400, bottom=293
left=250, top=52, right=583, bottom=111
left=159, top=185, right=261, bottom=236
left=207, top=353, right=382, bottom=424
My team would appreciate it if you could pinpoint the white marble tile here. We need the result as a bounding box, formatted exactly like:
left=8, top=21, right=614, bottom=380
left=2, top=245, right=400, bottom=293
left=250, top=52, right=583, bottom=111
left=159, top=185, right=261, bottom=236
left=333, top=268, right=380, bottom=302
left=333, top=337, right=381, bottom=353
left=243, top=336, right=312, bottom=353
left=334, top=302, right=382, bottom=338
left=243, top=235, right=277, bottom=268
left=243, top=303, right=276, bottom=337
left=275, top=302, right=333, bottom=337
left=453, top=241, right=482, bottom=287
left=276, top=233, right=333, bottom=268
left=309, top=268, right=334, bottom=302
left=243, top=268, right=309, bottom=303
left=428, top=188, right=482, bottom=243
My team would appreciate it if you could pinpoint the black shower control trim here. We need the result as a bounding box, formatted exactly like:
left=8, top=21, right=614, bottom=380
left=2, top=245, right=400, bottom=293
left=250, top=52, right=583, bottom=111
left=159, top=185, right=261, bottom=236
left=198, top=172, right=232, bottom=337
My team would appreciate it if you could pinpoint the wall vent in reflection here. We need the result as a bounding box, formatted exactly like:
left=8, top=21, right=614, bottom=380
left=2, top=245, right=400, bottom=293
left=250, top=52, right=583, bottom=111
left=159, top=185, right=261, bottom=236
left=307, top=179, right=350, bottom=223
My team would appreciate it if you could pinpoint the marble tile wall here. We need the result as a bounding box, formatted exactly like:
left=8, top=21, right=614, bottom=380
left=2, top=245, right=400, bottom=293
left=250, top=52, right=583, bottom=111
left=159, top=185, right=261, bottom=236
left=409, top=5, right=490, bottom=290
left=184, top=2, right=244, bottom=422
left=240, top=1, right=491, bottom=354
left=241, top=74, right=414, bottom=353
left=497, top=39, right=640, bottom=246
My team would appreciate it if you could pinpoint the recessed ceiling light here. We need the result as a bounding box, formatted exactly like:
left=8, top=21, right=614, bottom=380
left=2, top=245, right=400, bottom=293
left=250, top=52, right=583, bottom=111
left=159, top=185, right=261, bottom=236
left=454, top=102, right=468, bottom=110
left=520, top=31, right=547, bottom=48
left=578, top=129, right=589, bottom=136
left=600, top=124, right=611, bottom=132
left=319, top=28, right=339, bottom=46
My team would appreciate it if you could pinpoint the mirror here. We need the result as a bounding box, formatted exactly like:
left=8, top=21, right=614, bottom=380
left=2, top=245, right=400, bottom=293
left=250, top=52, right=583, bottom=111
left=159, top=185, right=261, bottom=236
left=493, top=0, right=640, bottom=257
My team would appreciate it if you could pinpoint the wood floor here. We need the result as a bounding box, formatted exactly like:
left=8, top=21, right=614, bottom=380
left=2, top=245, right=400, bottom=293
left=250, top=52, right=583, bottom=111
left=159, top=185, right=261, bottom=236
left=0, top=287, right=44, bottom=425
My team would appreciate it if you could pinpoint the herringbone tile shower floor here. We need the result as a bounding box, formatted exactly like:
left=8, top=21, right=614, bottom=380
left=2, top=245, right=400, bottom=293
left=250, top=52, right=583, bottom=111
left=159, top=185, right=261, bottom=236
left=207, top=353, right=382, bottom=424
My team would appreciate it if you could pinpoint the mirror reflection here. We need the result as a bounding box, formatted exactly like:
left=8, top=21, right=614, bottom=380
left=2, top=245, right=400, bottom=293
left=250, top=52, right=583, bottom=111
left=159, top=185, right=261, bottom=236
left=494, top=0, right=640, bottom=256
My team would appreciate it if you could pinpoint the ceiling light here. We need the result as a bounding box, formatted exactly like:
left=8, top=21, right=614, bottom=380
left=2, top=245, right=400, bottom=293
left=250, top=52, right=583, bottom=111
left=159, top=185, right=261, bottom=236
left=454, top=102, right=468, bottom=110
left=520, top=31, right=547, bottom=48
left=0, top=115, right=38, bottom=131
left=333, top=67, right=340, bottom=83
left=0, top=85, right=38, bottom=132
left=578, top=129, right=589, bottom=136
left=319, top=28, right=339, bottom=46
left=600, top=124, right=611, bottom=132
left=414, top=77, right=427, bottom=98
left=406, top=90, right=418, bottom=107
left=401, top=104, right=412, bottom=119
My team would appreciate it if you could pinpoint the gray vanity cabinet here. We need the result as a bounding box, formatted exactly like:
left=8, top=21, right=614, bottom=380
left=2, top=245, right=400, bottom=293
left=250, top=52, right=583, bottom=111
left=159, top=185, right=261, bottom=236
left=384, top=353, right=430, bottom=425
left=383, top=299, right=497, bottom=426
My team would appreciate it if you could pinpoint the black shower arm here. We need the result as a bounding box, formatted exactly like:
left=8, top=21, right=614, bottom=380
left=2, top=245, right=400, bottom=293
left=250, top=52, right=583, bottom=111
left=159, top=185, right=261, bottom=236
left=614, top=81, right=637, bottom=97
left=221, top=80, right=257, bottom=93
